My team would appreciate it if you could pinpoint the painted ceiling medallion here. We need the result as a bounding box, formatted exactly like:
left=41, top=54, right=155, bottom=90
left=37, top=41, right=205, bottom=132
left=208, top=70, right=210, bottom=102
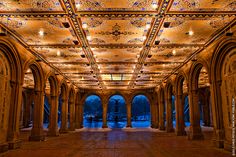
left=96, top=23, right=136, bottom=41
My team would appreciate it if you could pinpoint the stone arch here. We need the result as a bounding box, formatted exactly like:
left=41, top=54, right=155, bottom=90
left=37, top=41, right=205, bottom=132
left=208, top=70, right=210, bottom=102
left=81, top=92, right=102, bottom=106
left=175, top=72, right=188, bottom=96
left=0, top=39, right=23, bottom=149
left=210, top=38, right=236, bottom=149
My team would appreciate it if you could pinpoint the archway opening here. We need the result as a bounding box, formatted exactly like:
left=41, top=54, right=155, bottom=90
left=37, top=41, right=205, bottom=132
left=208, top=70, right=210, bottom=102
left=21, top=68, right=35, bottom=131
left=198, top=67, right=213, bottom=127
left=131, top=95, right=151, bottom=128
left=83, top=95, right=103, bottom=128
left=182, top=80, right=190, bottom=127
left=107, top=95, right=127, bottom=128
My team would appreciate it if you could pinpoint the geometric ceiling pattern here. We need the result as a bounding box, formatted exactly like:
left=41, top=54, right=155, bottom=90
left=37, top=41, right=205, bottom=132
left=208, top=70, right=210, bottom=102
left=0, top=0, right=235, bottom=90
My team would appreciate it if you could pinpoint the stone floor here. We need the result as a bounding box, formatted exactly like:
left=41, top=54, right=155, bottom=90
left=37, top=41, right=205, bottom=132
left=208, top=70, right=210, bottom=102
left=0, top=127, right=232, bottom=157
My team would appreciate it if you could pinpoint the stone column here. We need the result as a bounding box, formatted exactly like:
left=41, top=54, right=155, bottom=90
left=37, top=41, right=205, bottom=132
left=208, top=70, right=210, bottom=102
left=59, top=98, right=68, bottom=133
left=29, top=90, right=45, bottom=141
left=150, top=103, right=157, bottom=128
left=159, top=99, right=165, bottom=130
left=75, top=102, right=79, bottom=129
left=188, top=89, right=203, bottom=140
left=166, top=96, right=174, bottom=132
left=126, top=102, right=132, bottom=128
left=102, top=100, right=108, bottom=128
left=202, top=94, right=211, bottom=126
left=175, top=94, right=186, bottom=136
left=77, top=103, right=84, bottom=129
left=7, top=81, right=23, bottom=149
left=23, top=90, right=33, bottom=128
left=156, top=103, right=159, bottom=128
left=68, top=99, right=75, bottom=131
left=47, top=95, right=59, bottom=136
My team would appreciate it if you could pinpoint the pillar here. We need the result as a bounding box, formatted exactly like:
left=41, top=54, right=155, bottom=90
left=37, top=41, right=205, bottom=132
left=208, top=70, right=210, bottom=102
left=29, top=90, right=45, bottom=141
left=166, top=97, right=174, bottom=132
left=175, top=94, right=186, bottom=136
left=68, top=99, right=75, bottom=131
left=47, top=95, right=59, bottom=136
left=156, top=103, right=159, bottom=128
left=23, top=90, right=33, bottom=128
left=151, top=103, right=157, bottom=128
left=159, top=98, right=165, bottom=130
left=59, top=97, right=68, bottom=133
left=202, top=93, right=211, bottom=126
left=102, top=100, right=108, bottom=128
left=75, top=102, right=80, bottom=129
left=7, top=81, right=23, bottom=149
left=188, top=89, right=204, bottom=140
left=77, top=103, right=83, bottom=129
left=126, top=102, right=132, bottom=128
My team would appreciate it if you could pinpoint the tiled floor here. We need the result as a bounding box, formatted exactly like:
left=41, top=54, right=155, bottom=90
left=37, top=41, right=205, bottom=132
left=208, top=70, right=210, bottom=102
left=0, top=127, right=231, bottom=157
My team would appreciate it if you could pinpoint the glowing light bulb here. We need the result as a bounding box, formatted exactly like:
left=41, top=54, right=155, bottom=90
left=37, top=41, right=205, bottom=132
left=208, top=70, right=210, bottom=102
left=142, top=35, right=146, bottom=40
left=152, top=3, right=158, bottom=9
left=189, top=30, right=194, bottom=36
left=172, top=49, right=176, bottom=55
left=146, top=23, right=151, bottom=29
left=57, top=50, right=61, bottom=56
left=38, top=30, right=44, bottom=36
left=87, top=35, right=91, bottom=40
left=82, top=23, right=87, bottom=29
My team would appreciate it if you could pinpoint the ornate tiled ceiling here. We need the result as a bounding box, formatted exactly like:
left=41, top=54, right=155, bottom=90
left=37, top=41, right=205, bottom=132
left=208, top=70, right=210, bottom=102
left=0, top=0, right=235, bottom=90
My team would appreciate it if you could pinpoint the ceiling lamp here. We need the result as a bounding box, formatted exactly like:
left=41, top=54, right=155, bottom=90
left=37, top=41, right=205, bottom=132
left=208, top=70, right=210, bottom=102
left=82, top=23, right=87, bottom=29
left=152, top=3, right=158, bottom=9
left=87, top=35, right=91, bottom=41
left=188, top=30, right=194, bottom=36
left=38, top=30, right=44, bottom=36
left=76, top=3, right=80, bottom=9
left=57, top=50, right=61, bottom=56
left=142, top=35, right=146, bottom=41
left=172, top=49, right=176, bottom=55
left=146, top=23, right=151, bottom=29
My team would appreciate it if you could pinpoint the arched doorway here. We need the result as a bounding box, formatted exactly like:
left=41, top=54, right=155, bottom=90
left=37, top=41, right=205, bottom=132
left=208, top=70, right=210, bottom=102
left=83, top=95, right=103, bottom=128
left=131, top=95, right=151, bottom=128
left=211, top=41, right=236, bottom=149
left=188, top=63, right=213, bottom=140
left=107, top=95, right=127, bottom=128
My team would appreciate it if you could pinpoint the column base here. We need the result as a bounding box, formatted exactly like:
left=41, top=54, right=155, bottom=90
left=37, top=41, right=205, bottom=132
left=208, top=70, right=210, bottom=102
left=176, top=130, right=187, bottom=136
left=29, top=135, right=45, bottom=141
left=0, top=143, right=8, bottom=153
left=224, top=140, right=233, bottom=152
left=126, top=124, right=132, bottom=128
left=47, top=131, right=59, bottom=137
left=188, top=126, right=204, bottom=140
left=166, top=127, right=175, bottom=133
left=151, top=124, right=158, bottom=129
left=69, top=127, right=75, bottom=131
left=59, top=129, right=68, bottom=134
left=212, top=129, right=224, bottom=148
left=159, top=125, right=165, bottom=131
left=8, top=140, right=22, bottom=150
left=102, top=125, right=108, bottom=128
